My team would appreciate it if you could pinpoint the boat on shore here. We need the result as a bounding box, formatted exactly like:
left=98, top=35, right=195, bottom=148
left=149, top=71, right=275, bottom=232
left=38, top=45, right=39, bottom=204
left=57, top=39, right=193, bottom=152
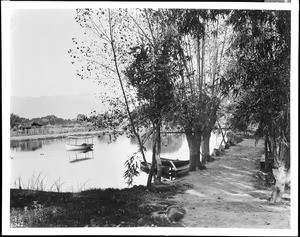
left=65, top=136, right=94, bottom=151
left=140, top=157, right=189, bottom=178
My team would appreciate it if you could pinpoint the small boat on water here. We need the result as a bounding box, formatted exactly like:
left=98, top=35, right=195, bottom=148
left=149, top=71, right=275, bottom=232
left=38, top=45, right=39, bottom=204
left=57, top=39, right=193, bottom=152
left=140, top=157, right=189, bottom=178
left=65, top=136, right=94, bottom=151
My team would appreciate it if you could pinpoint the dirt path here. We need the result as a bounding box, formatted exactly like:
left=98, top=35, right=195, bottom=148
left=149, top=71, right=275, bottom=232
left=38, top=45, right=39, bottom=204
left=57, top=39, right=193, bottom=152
left=170, top=138, right=290, bottom=228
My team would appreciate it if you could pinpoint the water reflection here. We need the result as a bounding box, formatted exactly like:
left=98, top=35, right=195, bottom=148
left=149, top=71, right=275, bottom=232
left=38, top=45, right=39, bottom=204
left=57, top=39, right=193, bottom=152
left=96, top=133, right=111, bottom=143
left=10, top=140, right=43, bottom=151
left=130, top=132, right=184, bottom=153
left=96, top=132, right=122, bottom=144
left=10, top=132, right=221, bottom=190
left=67, top=149, right=94, bottom=163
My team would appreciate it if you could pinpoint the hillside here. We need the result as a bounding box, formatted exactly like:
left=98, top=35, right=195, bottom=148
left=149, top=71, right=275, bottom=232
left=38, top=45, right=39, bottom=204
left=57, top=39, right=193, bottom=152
left=10, top=94, right=106, bottom=119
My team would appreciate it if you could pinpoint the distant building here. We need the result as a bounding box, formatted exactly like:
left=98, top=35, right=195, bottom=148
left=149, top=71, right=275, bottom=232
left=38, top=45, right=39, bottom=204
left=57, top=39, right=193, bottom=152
left=20, top=122, right=42, bottom=130
left=31, top=122, right=42, bottom=128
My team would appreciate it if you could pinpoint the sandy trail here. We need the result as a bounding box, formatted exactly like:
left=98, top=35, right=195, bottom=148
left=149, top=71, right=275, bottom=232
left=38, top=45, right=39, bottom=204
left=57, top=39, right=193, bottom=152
left=170, top=138, right=290, bottom=228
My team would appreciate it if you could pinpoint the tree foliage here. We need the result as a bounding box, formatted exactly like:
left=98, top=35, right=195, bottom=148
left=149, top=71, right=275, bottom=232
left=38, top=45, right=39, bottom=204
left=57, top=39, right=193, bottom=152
left=222, top=10, right=290, bottom=144
left=221, top=10, right=290, bottom=203
left=125, top=40, right=177, bottom=122
left=10, top=114, right=73, bottom=129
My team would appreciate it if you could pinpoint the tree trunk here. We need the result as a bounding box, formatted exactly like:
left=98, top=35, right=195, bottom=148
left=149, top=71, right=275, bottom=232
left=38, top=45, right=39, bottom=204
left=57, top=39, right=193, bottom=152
left=217, top=121, right=228, bottom=147
left=196, top=36, right=201, bottom=95
left=270, top=141, right=290, bottom=203
left=186, top=130, right=205, bottom=171
left=264, top=135, right=270, bottom=172
left=108, top=10, right=147, bottom=164
left=154, top=125, right=162, bottom=184
left=146, top=144, right=157, bottom=189
left=201, top=33, right=205, bottom=93
left=270, top=135, right=278, bottom=167
left=202, top=130, right=212, bottom=163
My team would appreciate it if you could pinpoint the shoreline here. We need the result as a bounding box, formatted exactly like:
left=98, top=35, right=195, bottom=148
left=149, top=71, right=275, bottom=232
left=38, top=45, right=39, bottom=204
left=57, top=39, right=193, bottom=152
left=9, top=138, right=291, bottom=228
left=10, top=130, right=188, bottom=142
left=10, top=130, right=110, bottom=142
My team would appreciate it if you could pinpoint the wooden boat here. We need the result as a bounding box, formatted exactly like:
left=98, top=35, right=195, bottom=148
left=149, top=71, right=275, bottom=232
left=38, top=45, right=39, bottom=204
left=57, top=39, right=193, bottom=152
left=140, top=161, right=170, bottom=176
left=161, top=157, right=190, bottom=177
left=65, top=136, right=94, bottom=151
left=140, top=157, right=189, bottom=178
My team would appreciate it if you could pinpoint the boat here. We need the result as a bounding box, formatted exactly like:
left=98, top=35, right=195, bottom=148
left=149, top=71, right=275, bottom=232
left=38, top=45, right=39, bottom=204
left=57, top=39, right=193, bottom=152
left=140, top=157, right=189, bottom=178
left=65, top=136, right=94, bottom=151
left=140, top=161, right=170, bottom=176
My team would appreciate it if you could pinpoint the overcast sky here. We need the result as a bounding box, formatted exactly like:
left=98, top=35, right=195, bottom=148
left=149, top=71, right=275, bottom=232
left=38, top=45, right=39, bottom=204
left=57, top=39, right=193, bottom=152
left=10, top=9, right=98, bottom=97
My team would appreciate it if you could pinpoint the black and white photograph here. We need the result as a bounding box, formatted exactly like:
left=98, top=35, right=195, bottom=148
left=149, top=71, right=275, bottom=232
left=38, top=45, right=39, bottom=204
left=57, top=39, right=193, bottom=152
left=2, top=1, right=298, bottom=236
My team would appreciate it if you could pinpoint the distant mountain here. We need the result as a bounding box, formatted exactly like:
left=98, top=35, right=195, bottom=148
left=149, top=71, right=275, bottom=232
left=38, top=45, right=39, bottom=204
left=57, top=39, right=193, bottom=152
left=10, top=94, right=107, bottom=119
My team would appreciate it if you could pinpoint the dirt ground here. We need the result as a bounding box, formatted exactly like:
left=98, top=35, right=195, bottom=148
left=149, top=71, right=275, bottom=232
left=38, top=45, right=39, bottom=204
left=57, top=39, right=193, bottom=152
left=168, top=138, right=291, bottom=228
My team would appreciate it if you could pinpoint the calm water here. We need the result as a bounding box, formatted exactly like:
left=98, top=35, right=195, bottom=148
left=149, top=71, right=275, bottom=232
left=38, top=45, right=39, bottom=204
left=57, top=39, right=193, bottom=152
left=10, top=132, right=223, bottom=191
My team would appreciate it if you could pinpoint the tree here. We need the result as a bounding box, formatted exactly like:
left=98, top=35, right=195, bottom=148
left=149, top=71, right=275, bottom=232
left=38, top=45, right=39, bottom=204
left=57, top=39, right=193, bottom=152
left=125, top=35, right=178, bottom=186
left=70, top=8, right=187, bottom=187
left=221, top=10, right=290, bottom=203
left=77, top=114, right=87, bottom=122
left=200, top=12, right=232, bottom=163
left=10, top=113, right=22, bottom=129
left=70, top=8, right=153, bottom=186
left=164, top=9, right=231, bottom=170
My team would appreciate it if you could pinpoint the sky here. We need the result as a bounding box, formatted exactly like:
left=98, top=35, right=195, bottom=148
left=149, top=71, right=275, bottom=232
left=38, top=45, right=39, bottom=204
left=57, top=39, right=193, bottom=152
left=10, top=9, right=98, bottom=97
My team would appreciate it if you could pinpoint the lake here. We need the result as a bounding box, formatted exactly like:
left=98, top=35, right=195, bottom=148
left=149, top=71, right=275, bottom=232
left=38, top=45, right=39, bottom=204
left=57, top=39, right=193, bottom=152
left=10, top=132, right=223, bottom=191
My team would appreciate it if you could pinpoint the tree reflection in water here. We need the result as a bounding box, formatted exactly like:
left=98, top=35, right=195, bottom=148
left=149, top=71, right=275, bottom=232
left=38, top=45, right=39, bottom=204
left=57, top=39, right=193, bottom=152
left=10, top=140, right=43, bottom=152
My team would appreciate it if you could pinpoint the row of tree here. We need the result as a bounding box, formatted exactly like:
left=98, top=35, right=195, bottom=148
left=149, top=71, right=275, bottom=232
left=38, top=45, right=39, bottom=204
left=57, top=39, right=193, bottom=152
left=69, top=8, right=290, bottom=203
left=10, top=113, right=80, bottom=129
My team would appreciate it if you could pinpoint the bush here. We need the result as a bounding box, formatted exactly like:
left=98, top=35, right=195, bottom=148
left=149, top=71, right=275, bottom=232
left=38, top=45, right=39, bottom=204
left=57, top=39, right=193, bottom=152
left=10, top=201, right=51, bottom=227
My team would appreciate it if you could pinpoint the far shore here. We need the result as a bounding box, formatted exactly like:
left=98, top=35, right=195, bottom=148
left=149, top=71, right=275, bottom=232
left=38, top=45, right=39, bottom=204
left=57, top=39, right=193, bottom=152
left=10, top=130, right=109, bottom=142
left=10, top=130, right=186, bottom=142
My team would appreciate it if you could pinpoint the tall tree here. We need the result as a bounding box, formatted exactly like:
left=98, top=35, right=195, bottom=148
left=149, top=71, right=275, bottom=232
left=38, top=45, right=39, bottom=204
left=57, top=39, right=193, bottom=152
left=200, top=12, right=232, bottom=163
left=69, top=8, right=151, bottom=185
left=165, top=9, right=230, bottom=170
left=10, top=113, right=22, bottom=129
left=222, top=10, right=290, bottom=203
left=164, top=9, right=207, bottom=171
left=125, top=38, right=177, bottom=186
left=70, top=8, right=180, bottom=187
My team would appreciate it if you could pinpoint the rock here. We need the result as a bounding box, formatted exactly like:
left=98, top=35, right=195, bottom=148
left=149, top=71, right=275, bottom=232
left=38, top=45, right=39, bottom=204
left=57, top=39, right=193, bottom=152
left=234, top=136, right=243, bottom=143
left=224, top=142, right=230, bottom=149
left=166, top=205, right=186, bottom=222
left=150, top=211, right=169, bottom=222
left=211, top=148, right=220, bottom=156
left=219, top=145, right=225, bottom=152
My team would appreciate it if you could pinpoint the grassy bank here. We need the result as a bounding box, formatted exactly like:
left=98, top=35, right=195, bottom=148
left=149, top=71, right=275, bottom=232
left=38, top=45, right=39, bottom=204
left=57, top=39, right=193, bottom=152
left=10, top=182, right=193, bottom=227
